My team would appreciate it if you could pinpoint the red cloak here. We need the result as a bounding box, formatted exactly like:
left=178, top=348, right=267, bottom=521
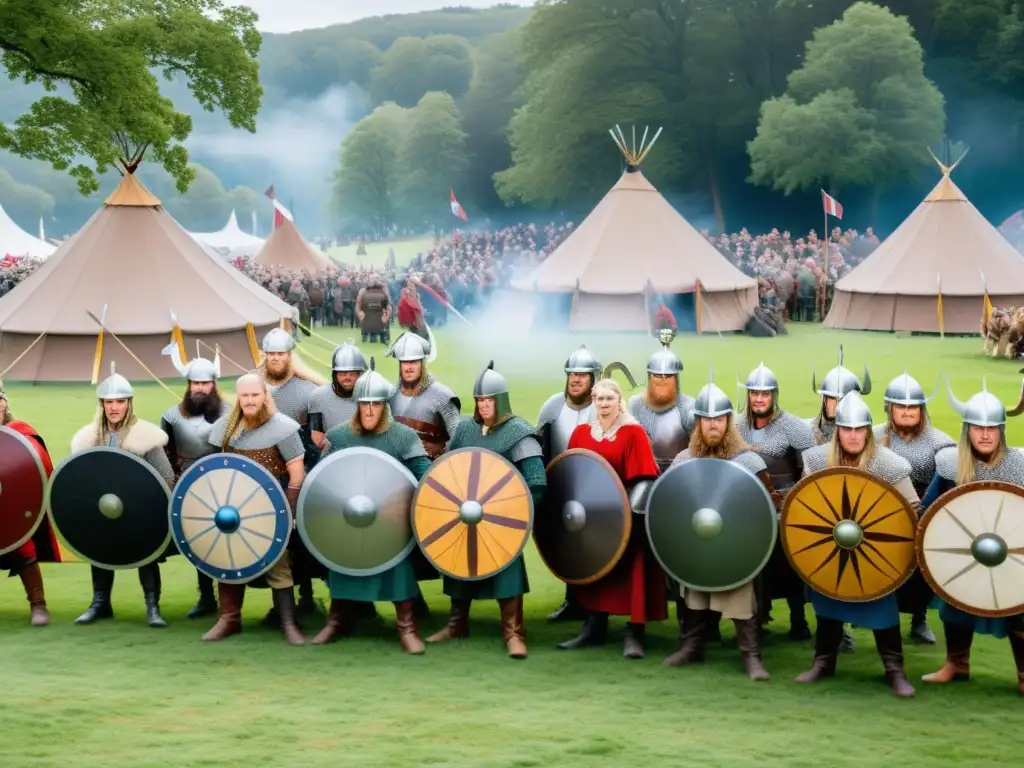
left=567, top=422, right=666, bottom=623
left=5, top=420, right=61, bottom=564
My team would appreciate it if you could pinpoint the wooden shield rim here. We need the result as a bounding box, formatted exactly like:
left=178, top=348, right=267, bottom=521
left=781, top=466, right=917, bottom=602
left=0, top=425, right=48, bottom=556
left=296, top=446, right=417, bottom=577
left=170, top=452, right=292, bottom=584
left=412, top=447, right=534, bottom=581
left=916, top=480, right=1024, bottom=619
left=46, top=447, right=172, bottom=570
left=536, top=448, right=631, bottom=585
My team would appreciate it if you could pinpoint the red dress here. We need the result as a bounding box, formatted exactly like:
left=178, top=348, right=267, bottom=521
left=567, top=421, right=666, bottom=623
left=1, top=420, right=61, bottom=569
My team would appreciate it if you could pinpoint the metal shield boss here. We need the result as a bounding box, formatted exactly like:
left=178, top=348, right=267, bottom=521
left=782, top=467, right=917, bottom=601
left=0, top=425, right=48, bottom=556
left=917, top=481, right=1024, bottom=618
left=297, top=447, right=417, bottom=576
left=47, top=447, right=172, bottom=569
left=646, top=458, right=777, bottom=591
left=170, top=453, right=291, bottom=584
left=412, top=447, right=533, bottom=581
left=535, top=449, right=631, bottom=585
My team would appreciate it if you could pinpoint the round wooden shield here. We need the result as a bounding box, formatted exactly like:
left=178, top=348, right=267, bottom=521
left=47, top=447, right=172, bottom=569
left=170, top=453, right=292, bottom=584
left=917, top=481, right=1024, bottom=618
left=535, top=449, right=631, bottom=585
left=0, top=425, right=48, bottom=556
left=412, top=447, right=533, bottom=581
left=782, top=466, right=917, bottom=602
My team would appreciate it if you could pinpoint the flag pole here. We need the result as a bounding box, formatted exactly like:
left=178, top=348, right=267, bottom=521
left=821, top=207, right=829, bottom=322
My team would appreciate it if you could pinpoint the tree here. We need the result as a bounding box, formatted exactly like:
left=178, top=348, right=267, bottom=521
left=0, top=0, right=262, bottom=195
left=396, top=92, right=469, bottom=227
left=368, top=36, right=473, bottom=108
left=331, top=103, right=410, bottom=234
left=748, top=2, right=945, bottom=208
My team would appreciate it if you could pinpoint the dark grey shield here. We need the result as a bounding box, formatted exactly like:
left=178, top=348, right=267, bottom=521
left=646, top=457, right=777, bottom=591
left=46, top=447, right=172, bottom=570
left=297, top=447, right=417, bottom=576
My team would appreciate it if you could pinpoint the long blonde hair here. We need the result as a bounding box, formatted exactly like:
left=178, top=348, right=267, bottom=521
left=592, top=378, right=627, bottom=414
left=955, top=423, right=1006, bottom=485
left=221, top=374, right=277, bottom=450
left=827, top=426, right=876, bottom=469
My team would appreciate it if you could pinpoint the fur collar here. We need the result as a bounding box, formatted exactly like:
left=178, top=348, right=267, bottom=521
left=588, top=412, right=639, bottom=442
left=71, top=418, right=168, bottom=456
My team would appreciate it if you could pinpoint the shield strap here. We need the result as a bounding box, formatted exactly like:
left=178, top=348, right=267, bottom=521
left=394, top=415, right=448, bottom=458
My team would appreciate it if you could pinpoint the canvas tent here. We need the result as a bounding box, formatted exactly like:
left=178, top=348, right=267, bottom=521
left=0, top=169, right=296, bottom=382
left=0, top=203, right=55, bottom=259
left=510, top=127, right=756, bottom=332
left=190, top=209, right=265, bottom=256
left=825, top=154, right=1024, bottom=334
left=254, top=217, right=333, bottom=272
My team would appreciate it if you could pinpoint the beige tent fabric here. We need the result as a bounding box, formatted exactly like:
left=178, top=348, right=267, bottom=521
left=511, top=169, right=755, bottom=331
left=825, top=171, right=1024, bottom=333
left=0, top=173, right=295, bottom=381
left=254, top=218, right=332, bottom=272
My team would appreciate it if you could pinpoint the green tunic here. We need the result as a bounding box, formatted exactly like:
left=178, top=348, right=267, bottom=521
left=441, top=416, right=547, bottom=601
left=321, top=421, right=431, bottom=602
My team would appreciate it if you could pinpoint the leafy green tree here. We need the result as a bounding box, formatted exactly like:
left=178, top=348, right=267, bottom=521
left=748, top=2, right=945, bottom=208
left=369, top=36, right=473, bottom=108
left=0, top=0, right=262, bottom=195
left=331, top=103, right=410, bottom=234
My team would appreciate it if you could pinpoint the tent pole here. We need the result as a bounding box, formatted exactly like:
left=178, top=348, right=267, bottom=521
left=696, top=280, right=703, bottom=335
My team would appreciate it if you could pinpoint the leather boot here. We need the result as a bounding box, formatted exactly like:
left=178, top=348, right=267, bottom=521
left=909, top=611, right=936, bottom=644
left=202, top=583, right=245, bottom=641
left=787, top=594, right=811, bottom=640
left=499, top=596, right=528, bottom=659
left=19, top=563, right=49, bottom=627
left=922, top=621, right=973, bottom=683
left=138, top=564, right=168, bottom=628
left=557, top=612, right=608, bottom=650
left=188, top=571, right=218, bottom=619
left=874, top=626, right=916, bottom=698
left=795, top=617, right=843, bottom=683
left=547, top=586, right=586, bottom=622
left=394, top=600, right=426, bottom=654
left=705, top=610, right=723, bottom=644
left=312, top=599, right=350, bottom=645
left=622, top=623, right=645, bottom=659
left=427, top=599, right=471, bottom=642
left=273, top=588, right=306, bottom=645
left=664, top=603, right=706, bottom=667
left=75, top=566, right=115, bottom=624
left=1007, top=623, right=1024, bottom=695
left=734, top=618, right=770, bottom=681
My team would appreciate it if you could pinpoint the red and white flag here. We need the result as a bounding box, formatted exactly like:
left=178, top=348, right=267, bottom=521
left=821, top=190, right=843, bottom=219
left=265, top=185, right=293, bottom=229
left=450, top=189, right=468, bottom=222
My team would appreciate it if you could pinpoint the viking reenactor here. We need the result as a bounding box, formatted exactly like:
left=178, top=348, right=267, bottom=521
left=535, top=344, right=602, bottom=623
left=0, top=383, right=60, bottom=626
left=426, top=362, right=546, bottom=659
left=920, top=380, right=1024, bottom=692
left=735, top=362, right=816, bottom=640
left=627, top=330, right=694, bottom=472
left=311, top=360, right=430, bottom=653
left=355, top=273, right=391, bottom=343
left=805, top=345, right=871, bottom=446
left=795, top=391, right=918, bottom=697
left=308, top=339, right=367, bottom=449
left=203, top=374, right=307, bottom=645
left=387, top=331, right=461, bottom=460
left=71, top=365, right=176, bottom=628
left=875, top=371, right=954, bottom=645
left=559, top=378, right=664, bottom=658
left=160, top=354, right=230, bottom=619
left=664, top=374, right=774, bottom=680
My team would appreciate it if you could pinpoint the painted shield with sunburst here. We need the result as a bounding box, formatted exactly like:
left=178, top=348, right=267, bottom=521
left=412, top=448, right=533, bottom=581
left=917, top=481, right=1024, bottom=618
left=169, top=453, right=292, bottom=584
left=782, top=467, right=917, bottom=601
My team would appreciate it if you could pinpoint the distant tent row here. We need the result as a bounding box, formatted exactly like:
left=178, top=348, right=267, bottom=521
left=190, top=211, right=333, bottom=273
left=0, top=203, right=55, bottom=259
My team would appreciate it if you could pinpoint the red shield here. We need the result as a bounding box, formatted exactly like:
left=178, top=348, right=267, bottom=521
left=0, top=425, right=48, bottom=555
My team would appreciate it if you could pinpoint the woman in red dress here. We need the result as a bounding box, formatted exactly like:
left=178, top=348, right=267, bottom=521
left=558, top=378, right=665, bottom=658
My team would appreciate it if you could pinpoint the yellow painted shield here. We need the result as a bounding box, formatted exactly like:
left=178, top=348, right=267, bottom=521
left=412, top=448, right=533, bottom=581
left=782, top=467, right=917, bottom=601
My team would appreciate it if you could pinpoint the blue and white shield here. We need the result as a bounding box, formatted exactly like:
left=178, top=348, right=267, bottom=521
left=169, top=453, right=292, bottom=584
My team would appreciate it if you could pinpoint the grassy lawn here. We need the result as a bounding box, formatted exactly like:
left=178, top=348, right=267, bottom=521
left=2, top=324, right=1022, bottom=767
left=327, top=235, right=436, bottom=269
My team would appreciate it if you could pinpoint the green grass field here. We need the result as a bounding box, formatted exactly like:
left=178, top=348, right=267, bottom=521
left=327, top=235, right=436, bottom=269
left=2, top=325, right=1022, bottom=767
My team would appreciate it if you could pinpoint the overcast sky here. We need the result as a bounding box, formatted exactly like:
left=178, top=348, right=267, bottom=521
left=242, top=1, right=536, bottom=33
